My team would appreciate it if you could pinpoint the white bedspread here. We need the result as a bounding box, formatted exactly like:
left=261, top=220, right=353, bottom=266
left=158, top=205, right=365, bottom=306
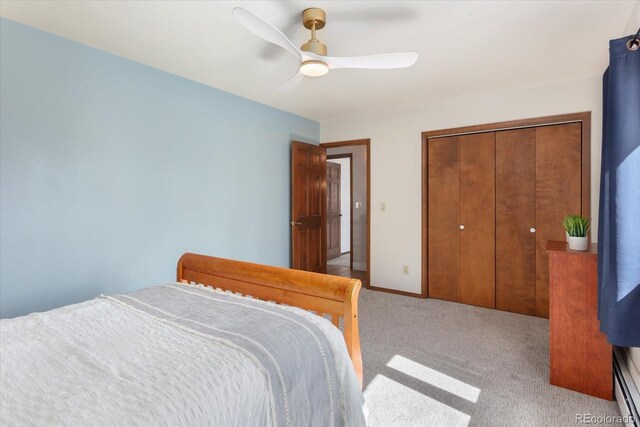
left=0, top=284, right=366, bottom=426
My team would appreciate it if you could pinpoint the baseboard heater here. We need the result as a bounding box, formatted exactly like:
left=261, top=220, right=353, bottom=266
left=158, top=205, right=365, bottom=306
left=614, top=347, right=639, bottom=427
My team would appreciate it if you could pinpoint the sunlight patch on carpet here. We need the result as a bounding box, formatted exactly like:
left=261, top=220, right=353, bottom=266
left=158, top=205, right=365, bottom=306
left=387, top=354, right=481, bottom=403
left=364, top=374, right=471, bottom=426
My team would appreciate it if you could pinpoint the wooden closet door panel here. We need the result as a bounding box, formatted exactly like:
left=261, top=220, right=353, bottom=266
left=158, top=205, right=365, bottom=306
left=535, top=123, right=582, bottom=317
left=496, top=129, right=537, bottom=315
left=459, top=133, right=496, bottom=308
left=428, top=137, right=459, bottom=301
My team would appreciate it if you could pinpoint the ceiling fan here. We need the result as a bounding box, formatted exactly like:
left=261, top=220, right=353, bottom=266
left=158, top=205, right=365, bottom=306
left=233, top=7, right=419, bottom=92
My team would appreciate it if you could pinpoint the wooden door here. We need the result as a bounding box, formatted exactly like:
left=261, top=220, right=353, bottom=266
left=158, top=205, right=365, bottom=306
left=535, top=123, right=582, bottom=317
left=326, top=161, right=341, bottom=260
left=291, top=141, right=326, bottom=273
left=495, top=128, right=537, bottom=315
left=458, top=133, right=496, bottom=308
left=427, top=136, right=459, bottom=301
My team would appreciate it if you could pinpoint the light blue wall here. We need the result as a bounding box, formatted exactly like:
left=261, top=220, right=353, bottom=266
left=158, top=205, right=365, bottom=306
left=0, top=18, right=319, bottom=318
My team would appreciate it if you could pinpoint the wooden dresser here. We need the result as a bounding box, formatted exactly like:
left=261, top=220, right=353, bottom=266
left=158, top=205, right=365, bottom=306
left=547, top=240, right=612, bottom=400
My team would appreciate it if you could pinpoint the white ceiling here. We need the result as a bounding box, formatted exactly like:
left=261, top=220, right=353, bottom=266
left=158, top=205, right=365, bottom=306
left=1, top=1, right=637, bottom=122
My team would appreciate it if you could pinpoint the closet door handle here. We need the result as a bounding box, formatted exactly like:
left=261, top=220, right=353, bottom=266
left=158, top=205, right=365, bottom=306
left=459, top=224, right=465, bottom=230
left=530, top=227, right=536, bottom=233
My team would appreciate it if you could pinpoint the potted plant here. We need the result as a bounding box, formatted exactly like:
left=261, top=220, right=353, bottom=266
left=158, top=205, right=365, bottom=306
left=562, top=214, right=591, bottom=251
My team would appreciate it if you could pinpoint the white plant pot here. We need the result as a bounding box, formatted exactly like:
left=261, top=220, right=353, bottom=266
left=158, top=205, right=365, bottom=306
left=566, top=231, right=570, bottom=242
left=567, top=236, right=589, bottom=251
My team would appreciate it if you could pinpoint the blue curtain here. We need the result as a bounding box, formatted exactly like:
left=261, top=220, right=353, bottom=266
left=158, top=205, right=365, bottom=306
left=598, top=33, right=640, bottom=347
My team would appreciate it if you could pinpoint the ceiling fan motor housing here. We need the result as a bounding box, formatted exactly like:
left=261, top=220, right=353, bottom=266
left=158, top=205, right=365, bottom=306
left=301, top=8, right=327, bottom=56
left=302, top=8, right=326, bottom=30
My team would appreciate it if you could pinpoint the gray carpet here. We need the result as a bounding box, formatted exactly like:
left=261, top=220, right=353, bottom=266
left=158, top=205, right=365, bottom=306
left=357, top=288, right=621, bottom=426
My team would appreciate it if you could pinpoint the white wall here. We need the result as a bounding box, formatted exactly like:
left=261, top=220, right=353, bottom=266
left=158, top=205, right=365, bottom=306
left=623, top=1, right=639, bottom=34
left=328, top=157, right=351, bottom=253
left=321, top=76, right=602, bottom=294
left=327, top=145, right=367, bottom=271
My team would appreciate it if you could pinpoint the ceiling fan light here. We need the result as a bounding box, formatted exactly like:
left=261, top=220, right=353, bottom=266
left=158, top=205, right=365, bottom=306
left=299, top=60, right=329, bottom=77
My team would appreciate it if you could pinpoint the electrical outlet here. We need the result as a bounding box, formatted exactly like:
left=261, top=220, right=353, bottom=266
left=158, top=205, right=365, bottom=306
left=403, top=265, right=409, bottom=275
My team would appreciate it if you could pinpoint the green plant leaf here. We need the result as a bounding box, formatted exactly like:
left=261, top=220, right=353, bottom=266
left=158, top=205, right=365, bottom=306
left=563, top=214, right=590, bottom=237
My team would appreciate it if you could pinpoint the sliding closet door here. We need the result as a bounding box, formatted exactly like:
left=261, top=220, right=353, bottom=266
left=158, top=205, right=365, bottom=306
left=535, top=123, right=582, bottom=317
left=428, top=136, right=459, bottom=302
left=496, top=129, right=537, bottom=315
left=458, top=133, right=496, bottom=308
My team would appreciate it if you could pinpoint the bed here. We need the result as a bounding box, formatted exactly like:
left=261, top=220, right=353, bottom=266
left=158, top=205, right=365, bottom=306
left=0, top=253, right=366, bottom=426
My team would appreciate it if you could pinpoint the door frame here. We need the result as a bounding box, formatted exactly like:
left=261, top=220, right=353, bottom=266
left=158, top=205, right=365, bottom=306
left=421, top=112, right=591, bottom=298
left=327, top=154, right=354, bottom=269
left=321, top=139, right=371, bottom=288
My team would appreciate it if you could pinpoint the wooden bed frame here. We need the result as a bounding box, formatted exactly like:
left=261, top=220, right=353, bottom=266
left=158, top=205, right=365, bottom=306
left=177, top=253, right=363, bottom=388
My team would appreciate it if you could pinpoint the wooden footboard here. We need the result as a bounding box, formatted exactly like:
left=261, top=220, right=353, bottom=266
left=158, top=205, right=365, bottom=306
left=177, top=253, right=363, bottom=388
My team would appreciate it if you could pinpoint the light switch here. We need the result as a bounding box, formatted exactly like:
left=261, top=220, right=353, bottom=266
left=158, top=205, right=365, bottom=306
left=381, top=202, right=386, bottom=212
left=355, top=202, right=362, bottom=209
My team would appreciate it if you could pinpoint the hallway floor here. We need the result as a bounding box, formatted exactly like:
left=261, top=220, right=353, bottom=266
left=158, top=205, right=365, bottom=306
left=327, top=253, right=368, bottom=286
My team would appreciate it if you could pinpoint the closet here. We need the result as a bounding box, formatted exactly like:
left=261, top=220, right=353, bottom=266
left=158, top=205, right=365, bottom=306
left=423, top=114, right=589, bottom=318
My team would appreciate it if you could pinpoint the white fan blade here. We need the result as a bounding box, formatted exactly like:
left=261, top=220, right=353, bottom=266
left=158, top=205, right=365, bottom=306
left=273, top=72, right=304, bottom=92
left=307, top=52, right=418, bottom=70
left=233, top=8, right=301, bottom=61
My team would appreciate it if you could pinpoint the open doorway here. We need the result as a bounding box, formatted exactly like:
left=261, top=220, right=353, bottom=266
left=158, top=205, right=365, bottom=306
left=321, top=139, right=370, bottom=287
left=326, top=155, right=352, bottom=266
